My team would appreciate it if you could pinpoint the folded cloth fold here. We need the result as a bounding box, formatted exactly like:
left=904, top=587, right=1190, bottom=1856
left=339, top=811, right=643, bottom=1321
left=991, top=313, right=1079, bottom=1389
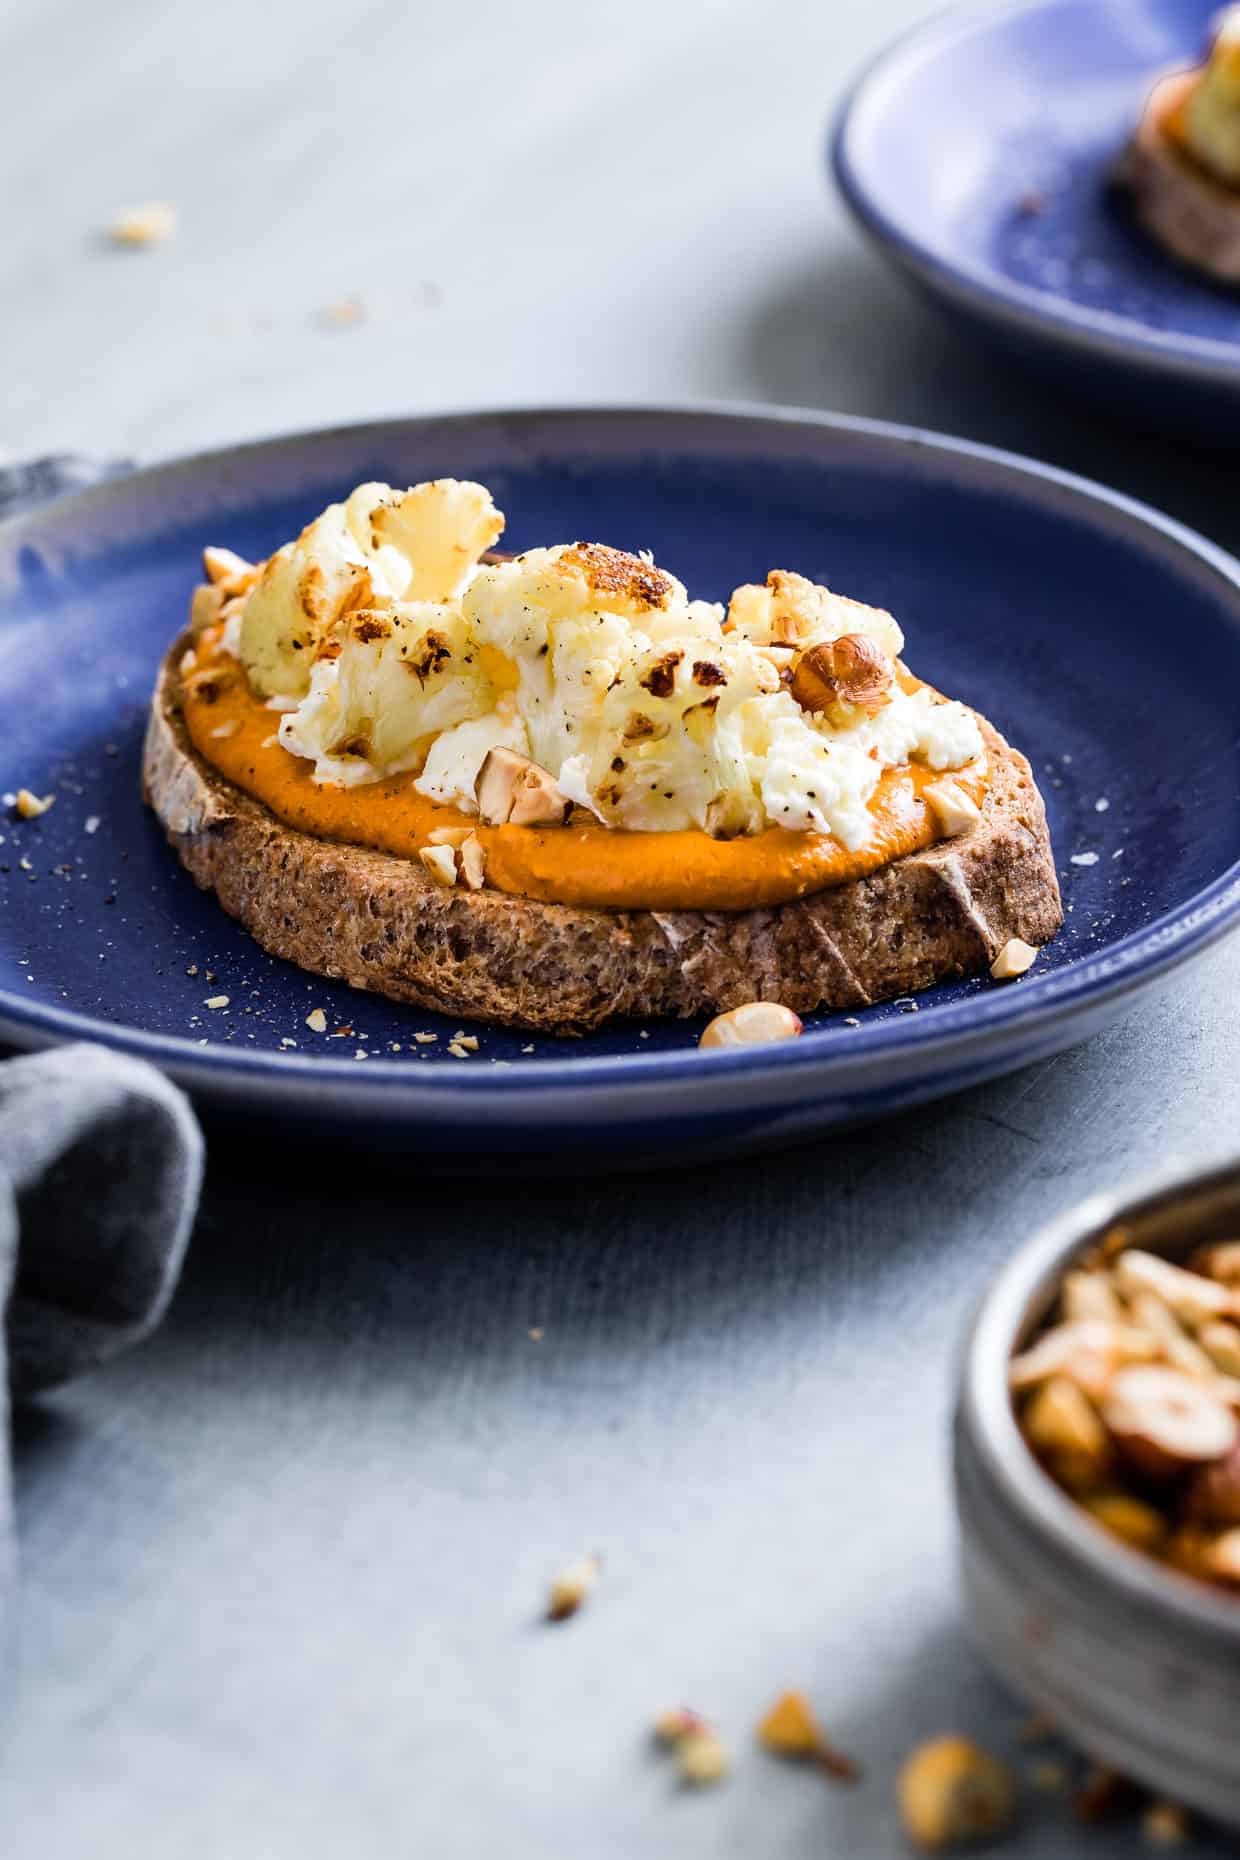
left=0, top=1045, right=202, bottom=1646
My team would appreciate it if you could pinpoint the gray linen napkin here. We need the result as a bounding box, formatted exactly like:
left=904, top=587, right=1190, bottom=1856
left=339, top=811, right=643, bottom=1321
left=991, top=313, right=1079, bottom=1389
left=0, top=1045, right=202, bottom=1635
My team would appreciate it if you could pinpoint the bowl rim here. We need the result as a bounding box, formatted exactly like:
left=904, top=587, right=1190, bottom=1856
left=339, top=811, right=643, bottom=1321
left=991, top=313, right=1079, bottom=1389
left=959, top=1150, right=1240, bottom=1647
left=830, top=0, right=1240, bottom=386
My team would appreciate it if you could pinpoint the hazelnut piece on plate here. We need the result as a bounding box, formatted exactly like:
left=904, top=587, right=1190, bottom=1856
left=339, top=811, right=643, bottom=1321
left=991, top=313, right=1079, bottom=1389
left=990, top=938, right=1038, bottom=981
left=699, top=1002, right=803, bottom=1050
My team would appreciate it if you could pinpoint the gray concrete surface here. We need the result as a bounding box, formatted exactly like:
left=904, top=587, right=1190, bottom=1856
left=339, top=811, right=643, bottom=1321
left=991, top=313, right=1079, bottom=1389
left=1, top=0, right=1236, bottom=1853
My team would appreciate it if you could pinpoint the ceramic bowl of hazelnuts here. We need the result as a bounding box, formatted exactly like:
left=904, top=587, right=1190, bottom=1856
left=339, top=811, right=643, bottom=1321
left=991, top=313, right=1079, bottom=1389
left=954, top=1155, right=1240, bottom=1828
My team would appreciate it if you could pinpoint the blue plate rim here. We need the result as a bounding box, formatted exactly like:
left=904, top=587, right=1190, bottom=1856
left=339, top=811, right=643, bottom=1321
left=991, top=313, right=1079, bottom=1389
left=830, top=0, right=1240, bottom=385
left=3, top=397, right=1240, bottom=1107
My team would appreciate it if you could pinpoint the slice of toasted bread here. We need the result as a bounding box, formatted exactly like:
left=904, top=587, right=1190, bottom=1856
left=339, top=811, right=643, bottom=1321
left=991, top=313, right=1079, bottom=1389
left=1116, top=71, right=1240, bottom=284
left=143, top=632, right=1062, bottom=1035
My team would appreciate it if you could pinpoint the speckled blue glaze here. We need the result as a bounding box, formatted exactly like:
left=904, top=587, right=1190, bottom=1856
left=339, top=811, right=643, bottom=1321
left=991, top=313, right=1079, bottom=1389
left=0, top=405, right=1238, bottom=1160
left=832, top=0, right=1240, bottom=440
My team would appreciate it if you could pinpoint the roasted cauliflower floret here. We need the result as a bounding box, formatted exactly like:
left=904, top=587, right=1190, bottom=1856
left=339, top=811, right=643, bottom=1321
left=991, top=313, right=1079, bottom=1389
left=277, top=604, right=496, bottom=786
left=239, top=479, right=504, bottom=700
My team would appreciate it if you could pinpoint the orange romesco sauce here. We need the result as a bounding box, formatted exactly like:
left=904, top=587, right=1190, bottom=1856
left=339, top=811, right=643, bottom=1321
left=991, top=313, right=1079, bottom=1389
left=181, top=630, right=989, bottom=912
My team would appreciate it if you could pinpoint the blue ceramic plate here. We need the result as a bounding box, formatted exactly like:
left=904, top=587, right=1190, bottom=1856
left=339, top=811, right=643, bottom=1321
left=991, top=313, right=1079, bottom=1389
left=832, top=0, right=1240, bottom=440
left=1, top=404, right=1239, bottom=1161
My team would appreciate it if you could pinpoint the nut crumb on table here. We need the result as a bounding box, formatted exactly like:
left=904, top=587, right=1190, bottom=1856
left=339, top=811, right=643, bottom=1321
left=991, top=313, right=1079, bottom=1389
left=546, top=1553, right=600, bottom=1622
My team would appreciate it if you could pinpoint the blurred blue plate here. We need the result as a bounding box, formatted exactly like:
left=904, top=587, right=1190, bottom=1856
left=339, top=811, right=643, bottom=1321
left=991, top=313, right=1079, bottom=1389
left=832, top=0, right=1240, bottom=440
left=1, top=404, right=1239, bottom=1161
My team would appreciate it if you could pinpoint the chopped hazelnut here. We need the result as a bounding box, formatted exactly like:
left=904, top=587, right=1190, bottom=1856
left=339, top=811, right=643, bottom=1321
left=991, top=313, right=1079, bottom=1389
left=1103, top=1365, right=1237, bottom=1480
left=756, top=1689, right=824, bottom=1757
left=924, top=780, right=981, bottom=838
left=990, top=938, right=1038, bottom=981
left=789, top=633, right=892, bottom=717
left=1061, top=1269, right=1124, bottom=1325
left=418, top=843, right=458, bottom=888
left=653, top=1706, right=710, bottom=1746
left=108, top=201, right=177, bottom=246
left=1079, top=1491, right=1168, bottom=1552
left=1008, top=1318, right=1157, bottom=1400
left=897, top=1737, right=1015, bottom=1852
left=699, top=1001, right=803, bottom=1049
left=203, top=994, right=230, bottom=1009
left=1124, top=1290, right=1216, bottom=1381
left=459, top=833, right=486, bottom=891
left=1022, top=1376, right=1113, bottom=1493
left=756, top=1690, right=860, bottom=1780
left=305, top=1008, right=327, bottom=1033
left=546, top=1553, right=599, bottom=1622
left=1199, top=1320, right=1240, bottom=1379
left=1113, top=1249, right=1232, bottom=1328
left=14, top=789, right=54, bottom=819
left=676, top=1728, right=731, bottom=1787
left=475, top=747, right=567, bottom=827
left=427, top=826, right=472, bottom=847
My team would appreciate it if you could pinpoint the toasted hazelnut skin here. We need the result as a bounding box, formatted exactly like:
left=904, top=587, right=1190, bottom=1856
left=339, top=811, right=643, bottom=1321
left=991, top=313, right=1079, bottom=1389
left=789, top=633, right=892, bottom=716
left=699, top=1002, right=803, bottom=1049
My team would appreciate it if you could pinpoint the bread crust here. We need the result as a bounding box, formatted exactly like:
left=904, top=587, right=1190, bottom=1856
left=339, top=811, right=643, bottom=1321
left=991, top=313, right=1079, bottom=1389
left=1116, top=71, right=1240, bottom=284
left=143, top=633, right=1063, bottom=1034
